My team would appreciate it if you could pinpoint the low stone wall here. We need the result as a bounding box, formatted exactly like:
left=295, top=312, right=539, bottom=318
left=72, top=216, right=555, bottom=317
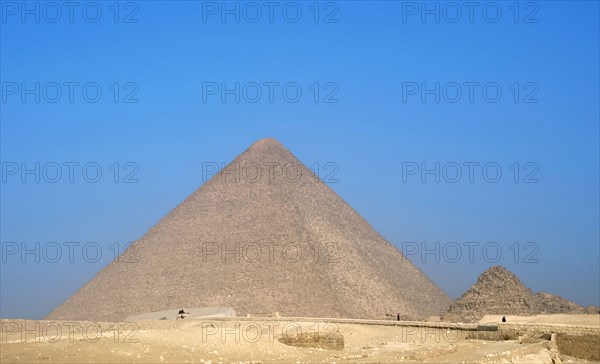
left=203, top=316, right=485, bottom=331
left=497, top=322, right=599, bottom=336
left=494, top=322, right=600, bottom=361
left=556, top=333, right=600, bottom=361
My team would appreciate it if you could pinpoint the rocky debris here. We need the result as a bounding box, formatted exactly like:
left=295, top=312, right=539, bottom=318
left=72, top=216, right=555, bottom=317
left=535, top=292, right=585, bottom=314
left=585, top=305, right=600, bottom=314
left=278, top=331, right=344, bottom=350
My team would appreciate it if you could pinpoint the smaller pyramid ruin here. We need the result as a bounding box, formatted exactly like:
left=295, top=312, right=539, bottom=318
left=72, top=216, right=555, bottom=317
left=534, top=292, right=585, bottom=315
left=446, top=266, right=584, bottom=322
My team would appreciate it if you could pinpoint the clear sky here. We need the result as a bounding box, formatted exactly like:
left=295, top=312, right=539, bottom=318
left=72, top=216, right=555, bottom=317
left=1, top=1, right=599, bottom=319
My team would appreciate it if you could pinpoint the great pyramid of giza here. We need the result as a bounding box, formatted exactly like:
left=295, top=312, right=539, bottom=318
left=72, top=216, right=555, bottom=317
left=47, top=138, right=452, bottom=321
left=447, top=266, right=584, bottom=322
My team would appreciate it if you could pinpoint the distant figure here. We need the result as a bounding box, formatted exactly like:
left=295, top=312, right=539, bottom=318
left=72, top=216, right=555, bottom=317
left=177, top=309, right=188, bottom=319
left=502, top=316, right=506, bottom=323
left=397, top=313, right=400, bottom=321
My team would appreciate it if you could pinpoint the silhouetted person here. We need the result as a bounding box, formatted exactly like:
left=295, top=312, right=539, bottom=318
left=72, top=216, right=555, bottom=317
left=397, top=313, right=400, bottom=321
left=179, top=309, right=186, bottom=315
left=502, top=316, right=506, bottom=322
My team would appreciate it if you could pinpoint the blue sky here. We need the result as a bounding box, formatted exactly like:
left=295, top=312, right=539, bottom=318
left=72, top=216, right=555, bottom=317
left=1, top=1, right=599, bottom=319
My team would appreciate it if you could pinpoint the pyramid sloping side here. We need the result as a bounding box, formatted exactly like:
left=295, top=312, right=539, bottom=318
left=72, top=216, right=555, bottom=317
left=47, top=139, right=452, bottom=321
left=534, top=292, right=585, bottom=314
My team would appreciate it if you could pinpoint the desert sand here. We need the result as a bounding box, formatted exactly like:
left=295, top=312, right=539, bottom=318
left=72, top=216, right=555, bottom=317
left=1, top=314, right=598, bottom=363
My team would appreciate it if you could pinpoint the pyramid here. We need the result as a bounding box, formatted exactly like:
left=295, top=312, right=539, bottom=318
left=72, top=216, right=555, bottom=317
left=447, top=266, right=584, bottom=322
left=47, top=138, right=452, bottom=321
left=534, top=292, right=584, bottom=314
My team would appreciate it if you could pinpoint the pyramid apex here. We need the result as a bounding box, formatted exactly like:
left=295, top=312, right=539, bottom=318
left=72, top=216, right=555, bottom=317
left=477, top=266, right=516, bottom=281
left=243, top=138, right=291, bottom=160
left=486, top=265, right=506, bottom=271
left=484, top=265, right=512, bottom=274
left=251, top=138, right=284, bottom=148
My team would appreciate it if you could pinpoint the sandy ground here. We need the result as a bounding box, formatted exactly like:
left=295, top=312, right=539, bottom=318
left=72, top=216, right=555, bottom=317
left=0, top=316, right=597, bottom=363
